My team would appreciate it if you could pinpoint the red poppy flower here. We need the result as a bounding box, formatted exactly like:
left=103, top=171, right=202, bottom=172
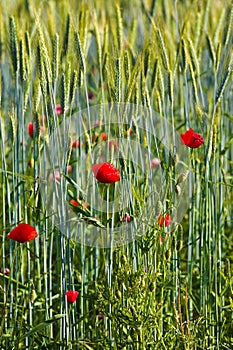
left=100, top=133, right=108, bottom=141
left=180, top=128, right=204, bottom=148
left=67, top=165, right=72, bottom=173
left=88, top=92, right=94, bottom=100
left=121, top=213, right=131, bottom=222
left=72, top=140, right=81, bottom=148
left=70, top=199, right=79, bottom=207
left=70, top=198, right=88, bottom=209
left=28, top=122, right=34, bottom=138
left=1, top=268, right=10, bottom=275
left=92, top=162, right=120, bottom=184
left=56, top=104, right=62, bottom=115
left=151, top=158, right=161, bottom=168
left=158, top=214, right=172, bottom=227
left=66, top=290, right=79, bottom=303
left=8, top=223, right=38, bottom=243
left=124, top=128, right=133, bottom=136
left=28, top=122, right=43, bottom=138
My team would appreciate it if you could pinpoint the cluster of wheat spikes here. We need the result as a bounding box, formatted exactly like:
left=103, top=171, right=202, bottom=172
left=0, top=0, right=232, bottom=349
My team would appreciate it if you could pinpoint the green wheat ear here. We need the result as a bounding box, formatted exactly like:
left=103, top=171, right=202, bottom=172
left=24, top=31, right=31, bottom=58
left=222, top=4, right=233, bottom=47
left=69, top=70, right=78, bottom=106
left=123, top=50, right=131, bottom=81
left=61, top=14, right=70, bottom=60
left=32, top=77, right=42, bottom=113
left=206, top=34, right=216, bottom=66
left=52, top=33, right=59, bottom=84
left=37, top=44, right=47, bottom=98
left=116, top=4, right=123, bottom=55
left=35, top=14, right=52, bottom=86
left=124, top=54, right=141, bottom=103
left=74, top=30, right=85, bottom=72
left=9, top=110, right=17, bottom=144
left=19, top=38, right=27, bottom=82
left=215, top=58, right=233, bottom=107
left=9, top=16, right=19, bottom=75
left=113, top=57, right=122, bottom=103
left=155, top=26, right=170, bottom=72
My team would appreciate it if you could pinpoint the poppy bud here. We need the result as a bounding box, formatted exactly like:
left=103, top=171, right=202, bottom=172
left=175, top=184, right=181, bottom=195
left=177, top=170, right=189, bottom=184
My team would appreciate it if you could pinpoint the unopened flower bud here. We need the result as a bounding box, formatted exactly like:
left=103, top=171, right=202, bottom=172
left=177, top=170, right=189, bottom=184
left=175, top=184, right=181, bottom=195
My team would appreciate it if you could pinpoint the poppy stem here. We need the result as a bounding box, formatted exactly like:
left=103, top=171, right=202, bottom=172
left=0, top=244, right=20, bottom=338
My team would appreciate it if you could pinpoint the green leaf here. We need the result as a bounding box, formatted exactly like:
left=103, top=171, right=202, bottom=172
left=61, top=173, right=86, bottom=195
left=20, top=314, right=66, bottom=340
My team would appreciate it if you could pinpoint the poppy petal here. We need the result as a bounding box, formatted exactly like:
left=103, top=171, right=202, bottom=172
left=8, top=223, right=38, bottom=243
left=181, top=128, right=204, bottom=148
left=92, top=162, right=120, bottom=184
left=66, top=290, right=79, bottom=303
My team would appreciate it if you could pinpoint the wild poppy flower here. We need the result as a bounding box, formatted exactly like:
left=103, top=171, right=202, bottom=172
left=180, top=128, right=204, bottom=148
left=56, top=104, right=62, bottom=115
left=28, top=122, right=43, bottom=138
left=70, top=199, right=79, bottom=207
left=8, top=223, right=38, bottom=243
left=124, top=128, right=133, bottom=136
left=97, top=314, right=104, bottom=321
left=151, top=158, right=161, bottom=168
left=88, top=92, right=94, bottom=100
left=70, top=198, right=88, bottom=209
left=67, top=165, right=72, bottom=173
left=66, top=290, right=79, bottom=303
left=49, top=171, right=60, bottom=181
left=1, top=268, right=10, bottom=275
left=100, top=133, right=108, bottom=141
left=92, top=162, right=120, bottom=184
left=158, top=214, right=172, bottom=227
left=72, top=140, right=81, bottom=148
left=28, top=122, right=34, bottom=138
left=121, top=213, right=131, bottom=222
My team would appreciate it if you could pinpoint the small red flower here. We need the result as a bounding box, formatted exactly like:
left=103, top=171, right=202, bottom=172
left=70, top=199, right=79, bottom=207
left=151, top=158, right=160, bottom=168
left=97, top=314, right=104, bottom=321
left=125, top=128, right=133, bottom=136
left=72, top=140, right=81, bottom=148
left=92, top=162, right=120, bottom=184
left=158, top=214, right=172, bottom=227
left=28, top=122, right=34, bottom=138
left=8, top=223, right=38, bottom=243
left=49, top=171, right=60, bottom=181
left=67, top=165, right=72, bottom=173
left=1, top=268, right=10, bottom=275
left=100, top=133, right=108, bottom=141
left=88, top=92, right=94, bottom=100
left=66, top=290, right=79, bottom=303
left=88, top=92, right=95, bottom=100
left=28, top=122, right=43, bottom=138
left=180, top=128, right=204, bottom=149
left=121, top=213, right=131, bottom=222
left=56, top=104, right=62, bottom=115
left=70, top=198, right=88, bottom=209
